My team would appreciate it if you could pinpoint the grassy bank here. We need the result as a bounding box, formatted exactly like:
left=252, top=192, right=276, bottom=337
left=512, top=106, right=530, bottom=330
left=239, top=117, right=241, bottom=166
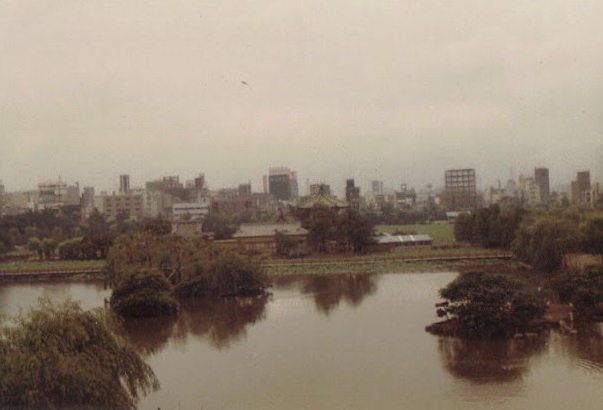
left=0, top=259, right=105, bottom=273
left=265, top=246, right=513, bottom=275
left=0, top=246, right=513, bottom=278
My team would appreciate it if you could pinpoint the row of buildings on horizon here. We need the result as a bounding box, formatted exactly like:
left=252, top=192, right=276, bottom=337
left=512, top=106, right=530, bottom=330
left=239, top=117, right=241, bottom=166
left=0, top=166, right=600, bottom=221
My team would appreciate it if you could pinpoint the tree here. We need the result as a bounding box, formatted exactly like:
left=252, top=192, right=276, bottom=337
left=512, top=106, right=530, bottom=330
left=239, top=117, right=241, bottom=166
left=305, top=207, right=374, bottom=253
left=553, top=266, right=603, bottom=310
left=27, top=237, right=43, bottom=260
left=306, top=206, right=337, bottom=252
left=110, top=269, right=179, bottom=318
left=437, top=273, right=545, bottom=339
left=512, top=214, right=582, bottom=273
left=175, top=246, right=267, bottom=298
left=106, top=233, right=267, bottom=310
left=274, top=230, right=298, bottom=257
left=583, top=212, right=603, bottom=256
left=454, top=212, right=474, bottom=242
left=82, top=209, right=114, bottom=259
left=0, top=298, right=158, bottom=409
left=41, top=237, right=57, bottom=260
left=335, top=209, right=375, bottom=253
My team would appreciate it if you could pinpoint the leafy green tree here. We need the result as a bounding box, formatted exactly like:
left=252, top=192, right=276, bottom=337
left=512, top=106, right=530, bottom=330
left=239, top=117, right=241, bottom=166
left=274, top=230, right=298, bottom=257
left=335, top=209, right=375, bottom=253
left=0, top=298, right=158, bottom=409
left=111, top=269, right=179, bottom=318
left=81, top=209, right=114, bottom=259
left=58, top=237, right=84, bottom=260
left=512, top=214, right=582, bottom=273
left=553, top=266, right=603, bottom=310
left=454, top=212, right=474, bottom=242
left=107, top=233, right=267, bottom=305
left=27, top=237, right=43, bottom=260
left=583, top=212, right=603, bottom=256
left=142, top=215, right=172, bottom=236
left=41, top=237, right=57, bottom=260
left=306, top=206, right=337, bottom=252
left=175, top=246, right=267, bottom=297
left=438, top=273, right=545, bottom=339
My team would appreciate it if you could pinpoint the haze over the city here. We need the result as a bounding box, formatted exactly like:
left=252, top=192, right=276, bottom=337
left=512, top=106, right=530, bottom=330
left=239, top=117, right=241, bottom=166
left=1, top=0, right=602, bottom=196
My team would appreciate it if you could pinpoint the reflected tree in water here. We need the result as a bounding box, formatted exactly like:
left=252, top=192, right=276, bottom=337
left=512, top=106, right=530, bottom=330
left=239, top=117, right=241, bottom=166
left=302, top=274, right=379, bottom=315
left=121, top=314, right=178, bottom=356
left=176, top=295, right=269, bottom=349
left=123, top=295, right=269, bottom=353
left=438, top=336, right=547, bottom=384
left=561, top=322, right=603, bottom=372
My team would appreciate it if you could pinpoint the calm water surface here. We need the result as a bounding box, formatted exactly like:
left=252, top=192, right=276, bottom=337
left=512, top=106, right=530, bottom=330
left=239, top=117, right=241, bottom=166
left=2, top=272, right=603, bottom=410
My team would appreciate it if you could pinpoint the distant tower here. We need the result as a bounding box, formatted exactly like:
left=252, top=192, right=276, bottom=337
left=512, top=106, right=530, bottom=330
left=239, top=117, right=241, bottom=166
left=0, top=180, right=5, bottom=217
left=443, top=168, right=477, bottom=210
left=265, top=167, right=299, bottom=201
left=572, top=171, right=592, bottom=205
left=534, top=168, right=550, bottom=204
left=345, top=179, right=361, bottom=210
left=119, top=174, right=130, bottom=194
left=194, top=173, right=205, bottom=190
left=371, top=180, right=384, bottom=194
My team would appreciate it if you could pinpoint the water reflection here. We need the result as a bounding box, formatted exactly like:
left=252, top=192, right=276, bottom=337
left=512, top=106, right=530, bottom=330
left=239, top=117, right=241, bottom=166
left=301, top=274, right=379, bottom=315
left=123, top=294, right=269, bottom=354
left=121, top=314, right=178, bottom=356
left=562, top=322, right=603, bottom=373
left=438, top=335, right=547, bottom=384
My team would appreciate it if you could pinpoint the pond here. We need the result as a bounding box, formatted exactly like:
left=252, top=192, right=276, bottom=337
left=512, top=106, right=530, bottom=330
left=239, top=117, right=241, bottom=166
left=2, top=272, right=603, bottom=409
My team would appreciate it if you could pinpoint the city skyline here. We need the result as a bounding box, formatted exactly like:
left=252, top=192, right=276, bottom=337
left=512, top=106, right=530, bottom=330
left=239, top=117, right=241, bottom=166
left=0, top=165, right=595, bottom=200
left=1, top=1, right=602, bottom=194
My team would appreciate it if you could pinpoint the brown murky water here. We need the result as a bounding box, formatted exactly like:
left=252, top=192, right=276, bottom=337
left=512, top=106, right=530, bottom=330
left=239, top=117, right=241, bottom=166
left=2, top=272, right=603, bottom=409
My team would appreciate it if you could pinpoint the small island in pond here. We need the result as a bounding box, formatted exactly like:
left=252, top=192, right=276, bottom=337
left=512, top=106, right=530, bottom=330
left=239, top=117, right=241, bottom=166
left=426, top=266, right=603, bottom=339
left=106, top=232, right=268, bottom=318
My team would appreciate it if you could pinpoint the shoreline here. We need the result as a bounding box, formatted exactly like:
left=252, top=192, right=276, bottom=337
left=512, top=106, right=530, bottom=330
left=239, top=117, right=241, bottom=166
left=0, top=252, right=515, bottom=282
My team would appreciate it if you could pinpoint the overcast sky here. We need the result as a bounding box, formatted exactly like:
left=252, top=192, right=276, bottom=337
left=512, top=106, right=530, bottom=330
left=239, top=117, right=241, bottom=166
left=1, top=0, right=602, bottom=196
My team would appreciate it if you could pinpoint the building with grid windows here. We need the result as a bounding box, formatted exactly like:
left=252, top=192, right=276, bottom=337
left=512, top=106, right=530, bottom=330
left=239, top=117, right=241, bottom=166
left=442, top=168, right=478, bottom=210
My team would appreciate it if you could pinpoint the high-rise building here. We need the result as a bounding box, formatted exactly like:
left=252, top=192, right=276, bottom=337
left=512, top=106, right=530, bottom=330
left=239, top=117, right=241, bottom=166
left=519, top=175, right=540, bottom=206
left=443, top=168, right=478, bottom=210
left=371, top=180, right=384, bottom=194
left=345, top=179, right=361, bottom=211
left=534, top=168, right=550, bottom=204
left=0, top=180, right=5, bottom=217
left=266, top=167, right=298, bottom=201
left=102, top=192, right=144, bottom=221
left=119, top=174, right=130, bottom=194
left=572, top=171, right=592, bottom=205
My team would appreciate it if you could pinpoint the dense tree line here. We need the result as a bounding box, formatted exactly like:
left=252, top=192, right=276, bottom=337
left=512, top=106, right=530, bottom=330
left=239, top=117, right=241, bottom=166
left=553, top=266, right=603, bottom=311
left=0, top=207, right=82, bottom=254
left=453, top=204, right=525, bottom=248
left=455, top=205, right=603, bottom=273
left=0, top=207, right=172, bottom=260
left=304, top=208, right=375, bottom=254
left=365, top=202, right=447, bottom=225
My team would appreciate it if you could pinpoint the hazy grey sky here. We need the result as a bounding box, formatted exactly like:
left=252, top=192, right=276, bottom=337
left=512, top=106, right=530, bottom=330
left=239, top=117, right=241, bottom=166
left=1, top=0, right=602, bottom=196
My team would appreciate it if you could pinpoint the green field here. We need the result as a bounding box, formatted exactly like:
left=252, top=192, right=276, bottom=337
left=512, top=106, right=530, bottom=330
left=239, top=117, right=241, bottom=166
left=375, top=224, right=455, bottom=245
